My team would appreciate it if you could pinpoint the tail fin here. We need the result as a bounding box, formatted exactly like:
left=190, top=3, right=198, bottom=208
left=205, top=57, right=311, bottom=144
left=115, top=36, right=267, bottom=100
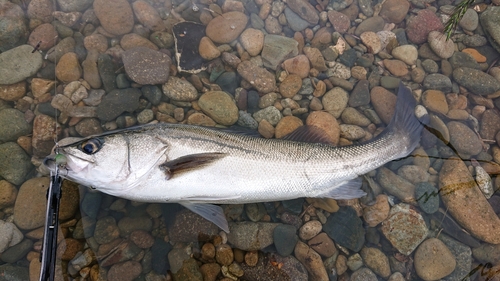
left=385, top=82, right=429, bottom=157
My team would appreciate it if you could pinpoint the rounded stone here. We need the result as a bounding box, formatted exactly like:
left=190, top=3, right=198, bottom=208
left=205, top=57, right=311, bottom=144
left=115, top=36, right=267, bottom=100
left=0, top=45, right=43, bottom=85
left=198, top=91, right=239, bottom=126
left=362, top=194, right=390, bottom=227
left=13, top=178, right=50, bottom=230
left=306, top=111, right=340, bottom=145
left=360, top=32, right=382, bottom=54
left=123, top=47, right=171, bottom=85
left=0, top=1, right=28, bottom=52
left=360, top=247, right=391, bottom=278
left=0, top=180, right=17, bottom=209
left=414, top=238, right=456, bottom=281
left=282, top=55, right=310, bottom=79
left=273, top=224, right=298, bottom=256
left=370, top=86, right=396, bottom=124
left=379, top=0, right=409, bottom=23
left=132, top=0, right=165, bottom=31
left=198, top=36, right=221, bottom=60
left=215, top=244, right=234, bottom=266
left=415, top=182, right=439, bottom=214
left=322, top=87, right=348, bottom=119
left=55, top=52, right=82, bottom=83
left=239, top=28, right=264, bottom=56
left=275, top=116, right=303, bottom=139
left=162, top=76, right=198, bottom=101
left=93, top=0, right=134, bottom=35
left=422, top=90, right=448, bottom=115
left=428, top=31, right=455, bottom=59
left=392, top=45, right=418, bottom=65
left=447, top=121, right=482, bottom=156
left=28, top=23, right=58, bottom=52
left=279, top=74, right=302, bottom=98
left=206, top=11, right=248, bottom=44
left=298, top=220, right=322, bottom=241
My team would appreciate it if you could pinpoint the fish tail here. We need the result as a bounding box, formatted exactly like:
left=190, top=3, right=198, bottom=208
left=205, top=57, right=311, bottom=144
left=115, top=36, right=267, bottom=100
left=384, top=82, right=429, bottom=158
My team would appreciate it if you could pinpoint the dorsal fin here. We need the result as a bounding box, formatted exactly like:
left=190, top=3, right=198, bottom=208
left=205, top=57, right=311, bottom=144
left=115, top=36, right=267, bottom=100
left=282, top=125, right=334, bottom=145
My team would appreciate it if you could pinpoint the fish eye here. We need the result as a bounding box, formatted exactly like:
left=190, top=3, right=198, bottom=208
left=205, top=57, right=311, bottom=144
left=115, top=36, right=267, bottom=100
left=78, top=138, right=103, bottom=155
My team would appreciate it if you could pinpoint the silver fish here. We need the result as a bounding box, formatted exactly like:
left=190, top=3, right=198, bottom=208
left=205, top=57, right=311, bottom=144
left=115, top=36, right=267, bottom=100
left=44, top=83, right=428, bottom=232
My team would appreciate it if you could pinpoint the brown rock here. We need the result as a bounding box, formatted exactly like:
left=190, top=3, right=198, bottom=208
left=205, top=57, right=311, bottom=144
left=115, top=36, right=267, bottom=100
left=83, top=34, right=108, bottom=53
left=132, top=0, right=165, bottom=31
left=305, top=198, right=339, bottom=213
left=383, top=59, right=409, bottom=77
left=57, top=238, right=83, bottom=261
left=275, top=116, right=303, bottom=138
left=282, top=55, right=310, bottom=79
left=31, top=78, right=54, bottom=99
left=258, top=119, right=275, bottom=138
left=13, top=177, right=49, bottom=230
left=239, top=28, right=264, bottom=56
left=198, top=37, right=221, bottom=60
left=120, top=33, right=158, bottom=51
left=360, top=247, right=391, bottom=278
left=187, top=112, right=216, bottom=126
left=32, top=114, right=61, bottom=157
left=107, top=261, right=142, bottom=281
left=422, top=90, right=448, bottom=115
left=308, top=233, right=337, bottom=257
left=370, top=86, right=397, bottom=124
left=123, top=47, right=171, bottom=85
left=0, top=81, right=26, bottom=101
left=447, top=121, right=482, bottom=156
left=200, top=263, right=221, bottom=281
left=55, top=52, right=82, bottom=83
left=414, top=238, right=456, bottom=281
left=360, top=31, right=382, bottom=54
left=206, top=11, right=248, bottom=44
left=28, top=23, right=57, bottom=52
left=379, top=0, right=410, bottom=24
left=439, top=158, right=500, bottom=244
left=237, top=60, right=276, bottom=94
left=0, top=180, right=17, bottom=208
left=82, top=50, right=102, bottom=89
left=215, top=244, right=234, bottom=266
left=303, top=47, right=327, bottom=71
left=306, top=111, right=340, bottom=145
left=130, top=230, right=154, bottom=249
left=27, top=0, right=55, bottom=22
left=480, top=109, right=500, bottom=140
left=279, top=74, right=302, bottom=98
left=327, top=10, right=350, bottom=34
left=198, top=91, right=239, bottom=125
left=363, top=194, right=390, bottom=227
left=93, top=0, right=134, bottom=36
left=294, top=241, right=328, bottom=280
left=377, top=167, right=416, bottom=204
left=59, top=180, right=80, bottom=221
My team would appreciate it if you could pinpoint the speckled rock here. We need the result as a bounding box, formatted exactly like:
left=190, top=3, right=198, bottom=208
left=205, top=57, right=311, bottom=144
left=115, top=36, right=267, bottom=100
left=279, top=74, right=302, bottom=98
left=206, top=12, right=248, bottom=44
left=370, top=86, right=397, bottom=124
left=324, top=207, right=365, bottom=252
left=294, top=241, right=328, bottom=280
left=162, top=76, right=199, bottom=101
left=327, top=10, right=350, bottom=34
left=0, top=108, right=32, bottom=143
left=363, top=194, right=390, bottom=227
left=453, top=67, right=500, bottom=95
left=13, top=177, right=51, bottom=230
left=380, top=203, right=428, bottom=255
left=0, top=45, right=43, bottom=85
left=55, top=52, right=82, bottom=83
left=414, top=238, right=456, bottom=281
left=123, top=47, right=171, bottom=85
left=322, top=87, right=348, bottom=118
left=0, top=142, right=33, bottom=186
left=361, top=247, right=391, bottom=278
left=132, top=0, right=165, bottom=31
left=428, top=31, right=455, bottom=59
left=96, top=88, right=141, bottom=122
left=379, top=0, right=409, bottom=23
left=237, top=61, right=276, bottom=94
left=447, top=121, right=482, bottom=156
left=406, top=9, right=443, bottom=44
left=439, top=157, right=500, bottom=244
left=27, top=0, right=56, bottom=23
left=0, top=1, right=28, bottom=52
left=93, top=0, right=134, bottom=35
left=392, top=45, right=418, bottom=65
left=227, top=222, right=279, bottom=251
left=239, top=28, right=264, bottom=56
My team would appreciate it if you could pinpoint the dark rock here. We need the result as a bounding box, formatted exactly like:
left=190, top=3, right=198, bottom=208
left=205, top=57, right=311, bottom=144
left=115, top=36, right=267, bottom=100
left=0, top=1, right=28, bottom=52
left=453, top=67, right=500, bottom=96
left=323, top=206, right=365, bottom=252
left=240, top=252, right=292, bottom=281
left=0, top=264, right=29, bottom=281
left=349, top=80, right=370, bottom=107
left=168, top=209, right=219, bottom=243
left=141, top=85, right=163, bottom=105
left=215, top=72, right=238, bottom=94
left=100, top=240, right=142, bottom=267
left=0, top=108, right=32, bottom=143
left=0, top=239, right=33, bottom=263
left=282, top=198, right=304, bottom=215
left=448, top=52, right=481, bottom=70
left=423, top=73, right=452, bottom=92
left=97, top=54, right=116, bottom=93
left=0, top=142, right=33, bottom=185
left=338, top=48, right=358, bottom=67
left=415, top=182, right=439, bottom=214
left=273, top=224, right=298, bottom=256
left=80, top=191, right=102, bottom=219
left=151, top=238, right=172, bottom=274
left=115, top=73, right=131, bottom=89
left=96, top=88, right=141, bottom=121
left=173, top=258, right=203, bottom=281
left=123, top=47, right=171, bottom=85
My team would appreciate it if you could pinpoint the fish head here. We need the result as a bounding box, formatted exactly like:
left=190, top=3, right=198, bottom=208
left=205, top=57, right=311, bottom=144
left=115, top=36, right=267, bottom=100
left=44, top=130, right=168, bottom=195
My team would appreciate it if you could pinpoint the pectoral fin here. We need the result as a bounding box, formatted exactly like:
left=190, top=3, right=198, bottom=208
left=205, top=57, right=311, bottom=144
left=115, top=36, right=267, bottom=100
left=313, top=178, right=366, bottom=199
left=160, top=152, right=225, bottom=179
left=180, top=202, right=230, bottom=233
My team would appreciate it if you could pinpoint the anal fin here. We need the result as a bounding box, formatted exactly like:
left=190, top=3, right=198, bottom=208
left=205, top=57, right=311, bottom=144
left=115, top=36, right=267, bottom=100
left=180, top=202, right=230, bottom=233
left=312, top=178, right=366, bottom=200
left=160, top=152, right=225, bottom=179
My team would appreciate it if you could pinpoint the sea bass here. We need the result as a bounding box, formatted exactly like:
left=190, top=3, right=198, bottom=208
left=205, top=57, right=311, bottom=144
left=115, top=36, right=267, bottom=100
left=44, top=83, right=428, bottom=232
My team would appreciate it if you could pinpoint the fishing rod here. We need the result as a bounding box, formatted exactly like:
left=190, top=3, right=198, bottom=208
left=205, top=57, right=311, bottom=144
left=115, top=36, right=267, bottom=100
left=39, top=162, right=63, bottom=281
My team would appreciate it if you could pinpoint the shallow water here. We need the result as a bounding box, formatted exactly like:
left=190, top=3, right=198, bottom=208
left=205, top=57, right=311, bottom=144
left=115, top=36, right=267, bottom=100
left=0, top=0, right=500, bottom=280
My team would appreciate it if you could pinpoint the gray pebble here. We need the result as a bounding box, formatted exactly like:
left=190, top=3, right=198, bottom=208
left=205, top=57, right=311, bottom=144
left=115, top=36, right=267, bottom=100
left=415, top=182, right=439, bottom=214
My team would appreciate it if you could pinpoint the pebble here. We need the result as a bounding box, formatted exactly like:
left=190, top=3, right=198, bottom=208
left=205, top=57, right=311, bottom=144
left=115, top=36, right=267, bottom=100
left=362, top=194, right=390, bottom=227
left=55, top=52, right=82, bottom=83
left=261, top=34, right=298, bottom=70
left=459, top=9, right=479, bottom=31
left=279, top=74, right=302, bottom=98
left=414, top=238, right=456, bottom=280
left=215, top=244, right=234, bottom=266
left=422, top=90, right=448, bottom=115
left=453, top=67, right=500, bottom=95
left=13, top=177, right=50, bottom=230
left=379, top=0, right=410, bottom=23
left=93, top=216, right=120, bottom=244
left=57, top=0, right=93, bottom=12
left=438, top=234, right=472, bottom=281
left=273, top=224, right=298, bottom=256
left=447, top=121, right=482, bottom=156
left=428, top=31, right=455, bottom=59
left=472, top=243, right=500, bottom=264
left=286, top=0, right=318, bottom=24
left=327, top=10, right=350, bottom=34
left=198, top=91, right=239, bottom=126
left=480, top=109, right=500, bottom=140
left=118, top=216, right=153, bottom=236
left=380, top=203, right=428, bottom=255
left=0, top=108, right=32, bottom=143
left=406, top=9, right=444, bottom=44
left=0, top=142, right=33, bottom=186
left=132, top=0, right=165, bottom=31
left=307, top=233, right=336, bottom=258
left=298, top=220, right=322, bottom=241
left=479, top=6, right=500, bottom=53
left=93, top=0, right=134, bottom=35
left=239, top=28, right=264, bottom=57
left=284, top=8, right=309, bottom=32
left=253, top=106, right=282, bottom=126
left=168, top=209, right=218, bottom=243
left=323, top=207, right=365, bottom=252
left=0, top=1, right=28, bottom=52
left=123, top=47, right=171, bottom=85
left=349, top=80, right=370, bottom=107
left=28, top=23, right=57, bottom=52
left=275, top=116, right=303, bottom=139
left=27, top=0, right=55, bottom=23
left=227, top=222, right=278, bottom=251
left=96, top=88, right=141, bottom=122
left=237, top=61, right=276, bottom=94
left=370, top=86, right=396, bottom=124
left=383, top=59, right=408, bottom=76
left=340, top=124, right=366, bottom=140
left=322, top=87, right=348, bottom=118
left=282, top=55, right=310, bottom=78
left=199, top=37, right=220, bottom=60
left=0, top=45, right=43, bottom=85
left=162, top=76, right=199, bottom=101
left=351, top=267, right=378, bottom=281
left=0, top=220, right=23, bottom=254
left=206, top=12, right=248, bottom=44
left=294, top=242, right=328, bottom=280
left=360, top=32, right=382, bottom=54
left=354, top=16, right=385, bottom=36
left=107, top=260, right=142, bottom=281
left=360, top=247, right=391, bottom=278
left=439, top=157, right=500, bottom=244
left=120, top=33, right=158, bottom=51
left=0, top=180, right=17, bottom=208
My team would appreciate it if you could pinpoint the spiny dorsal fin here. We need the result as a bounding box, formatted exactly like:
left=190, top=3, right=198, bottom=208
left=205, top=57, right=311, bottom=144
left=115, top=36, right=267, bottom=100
left=282, top=125, right=334, bottom=145
left=160, top=153, right=226, bottom=179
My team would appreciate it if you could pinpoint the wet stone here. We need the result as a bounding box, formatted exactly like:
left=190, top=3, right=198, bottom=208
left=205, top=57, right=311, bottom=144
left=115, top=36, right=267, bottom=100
left=284, top=7, right=309, bottom=32
left=253, top=106, right=282, bottom=126
left=107, top=260, right=142, bottom=281
left=438, top=234, right=472, bottom=281
left=13, top=177, right=49, bottom=230
left=273, top=224, right=298, bottom=256
left=354, top=16, right=385, bottom=36
left=448, top=121, right=482, bottom=157
left=294, top=241, right=328, bottom=280
left=323, top=207, right=365, bottom=252
left=93, top=0, right=134, bottom=35
left=98, top=54, right=117, bottom=93
left=406, top=9, right=443, bottom=44
left=227, top=222, right=279, bottom=251
left=96, top=88, right=141, bottom=122
left=453, top=67, right=500, bottom=95
left=415, top=182, right=439, bottom=214
left=205, top=11, right=248, bottom=44
left=162, top=76, right=199, bottom=101
left=0, top=108, right=32, bottom=143
left=0, top=142, right=33, bottom=186
left=94, top=216, right=120, bottom=244
left=198, top=91, right=239, bottom=126
left=414, top=238, right=456, bottom=280
left=308, top=233, right=337, bottom=258
left=173, top=258, right=202, bottom=281
left=0, top=45, right=43, bottom=85
left=168, top=209, right=219, bottom=243
left=261, top=34, right=299, bottom=70
left=428, top=31, right=455, bottom=59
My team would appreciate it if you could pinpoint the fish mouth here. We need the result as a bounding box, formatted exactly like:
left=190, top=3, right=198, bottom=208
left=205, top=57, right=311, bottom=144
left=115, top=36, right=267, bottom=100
left=43, top=155, right=56, bottom=171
